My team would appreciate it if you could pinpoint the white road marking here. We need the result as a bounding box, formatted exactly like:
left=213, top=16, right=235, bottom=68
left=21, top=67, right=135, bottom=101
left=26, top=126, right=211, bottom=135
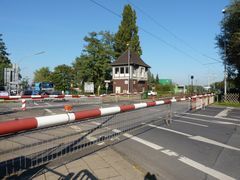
left=161, top=149, right=179, bottom=157
left=112, top=129, right=163, bottom=150
left=178, top=156, right=236, bottom=180
left=215, top=107, right=234, bottom=118
left=174, top=115, right=239, bottom=126
left=44, top=109, right=56, bottom=115
left=231, top=116, right=240, bottom=119
left=114, top=128, right=236, bottom=180
left=181, top=112, right=240, bottom=122
left=173, top=119, right=208, bottom=127
left=70, top=125, right=82, bottom=132
left=123, top=132, right=163, bottom=150
left=147, top=124, right=240, bottom=152
left=44, top=102, right=51, bottom=106
left=189, top=136, right=240, bottom=151
left=147, top=124, right=192, bottom=137
left=70, top=125, right=104, bottom=145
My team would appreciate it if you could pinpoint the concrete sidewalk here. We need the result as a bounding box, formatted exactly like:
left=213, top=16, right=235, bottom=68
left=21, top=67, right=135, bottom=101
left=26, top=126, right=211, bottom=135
left=30, top=147, right=144, bottom=180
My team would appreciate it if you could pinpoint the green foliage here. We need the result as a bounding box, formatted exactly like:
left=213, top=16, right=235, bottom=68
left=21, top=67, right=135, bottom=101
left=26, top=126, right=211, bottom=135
left=33, top=67, right=52, bottom=83
left=216, top=0, right=240, bottom=88
left=114, top=4, right=142, bottom=58
left=0, top=34, right=11, bottom=67
left=155, top=84, right=174, bottom=93
left=0, top=34, right=11, bottom=88
left=50, top=64, right=73, bottom=91
left=155, top=74, right=160, bottom=84
left=73, top=31, right=115, bottom=91
left=19, top=78, right=30, bottom=91
left=147, top=71, right=156, bottom=89
left=185, top=85, right=206, bottom=94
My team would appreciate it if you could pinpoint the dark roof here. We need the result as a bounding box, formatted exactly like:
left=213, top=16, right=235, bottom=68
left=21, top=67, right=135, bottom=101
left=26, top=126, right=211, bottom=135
left=111, top=50, right=151, bottom=68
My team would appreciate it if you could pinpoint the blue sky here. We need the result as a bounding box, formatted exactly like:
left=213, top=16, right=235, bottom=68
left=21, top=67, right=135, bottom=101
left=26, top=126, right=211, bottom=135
left=1, top=0, right=228, bottom=85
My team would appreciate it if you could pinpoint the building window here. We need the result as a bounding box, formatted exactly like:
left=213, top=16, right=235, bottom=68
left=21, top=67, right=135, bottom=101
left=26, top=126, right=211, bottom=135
left=133, top=66, right=137, bottom=76
left=125, top=67, right=129, bottom=74
left=141, top=67, right=145, bottom=77
left=115, top=67, right=119, bottom=74
left=120, top=67, right=124, bottom=74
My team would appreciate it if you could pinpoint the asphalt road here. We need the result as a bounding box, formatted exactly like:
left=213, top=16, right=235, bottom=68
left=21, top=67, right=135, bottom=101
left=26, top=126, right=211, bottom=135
left=113, top=106, right=240, bottom=180
left=0, top=97, right=146, bottom=122
left=1, top=98, right=239, bottom=180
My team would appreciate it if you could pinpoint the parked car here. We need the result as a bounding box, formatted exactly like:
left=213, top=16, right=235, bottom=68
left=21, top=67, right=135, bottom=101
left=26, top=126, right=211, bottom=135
left=148, top=91, right=157, bottom=96
left=0, top=91, right=9, bottom=96
left=20, top=90, right=33, bottom=96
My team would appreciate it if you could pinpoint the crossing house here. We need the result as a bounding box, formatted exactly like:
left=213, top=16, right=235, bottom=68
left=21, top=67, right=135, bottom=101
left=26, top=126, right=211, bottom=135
left=111, top=50, right=151, bottom=93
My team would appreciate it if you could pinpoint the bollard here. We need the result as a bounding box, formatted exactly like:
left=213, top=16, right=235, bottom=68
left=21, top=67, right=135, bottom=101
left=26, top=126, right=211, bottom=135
left=21, top=99, right=26, bottom=111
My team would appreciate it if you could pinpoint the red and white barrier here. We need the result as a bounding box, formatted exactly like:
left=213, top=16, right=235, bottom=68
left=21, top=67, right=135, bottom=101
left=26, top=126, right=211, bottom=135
left=0, top=94, right=96, bottom=101
left=0, top=94, right=214, bottom=136
left=191, top=93, right=214, bottom=111
left=0, top=93, right=142, bottom=101
left=21, top=99, right=26, bottom=111
left=0, top=97, right=185, bottom=136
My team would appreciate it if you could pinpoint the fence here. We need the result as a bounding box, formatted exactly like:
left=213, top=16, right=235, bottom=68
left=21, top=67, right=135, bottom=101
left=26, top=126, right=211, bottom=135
left=0, top=94, right=214, bottom=178
left=223, top=93, right=240, bottom=103
left=191, top=94, right=214, bottom=110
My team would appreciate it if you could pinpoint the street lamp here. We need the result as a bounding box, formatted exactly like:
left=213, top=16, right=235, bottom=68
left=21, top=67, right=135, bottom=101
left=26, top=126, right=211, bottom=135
left=18, top=51, right=45, bottom=65
left=222, top=9, right=227, bottom=99
left=16, top=51, right=46, bottom=94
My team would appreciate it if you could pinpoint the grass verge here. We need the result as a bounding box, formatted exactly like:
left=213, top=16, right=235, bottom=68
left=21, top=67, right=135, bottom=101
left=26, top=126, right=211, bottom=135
left=214, top=102, right=240, bottom=108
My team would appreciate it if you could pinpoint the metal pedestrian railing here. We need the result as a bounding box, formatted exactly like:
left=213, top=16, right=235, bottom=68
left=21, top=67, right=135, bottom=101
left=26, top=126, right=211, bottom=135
left=0, top=94, right=214, bottom=178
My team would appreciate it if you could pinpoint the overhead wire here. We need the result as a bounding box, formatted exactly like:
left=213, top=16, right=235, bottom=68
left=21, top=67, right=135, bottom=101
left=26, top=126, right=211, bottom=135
left=127, top=0, right=221, bottom=63
left=89, top=0, right=217, bottom=66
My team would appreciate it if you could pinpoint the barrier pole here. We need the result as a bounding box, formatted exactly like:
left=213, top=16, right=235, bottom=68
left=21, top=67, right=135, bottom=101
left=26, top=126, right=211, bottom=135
left=21, top=99, right=26, bottom=111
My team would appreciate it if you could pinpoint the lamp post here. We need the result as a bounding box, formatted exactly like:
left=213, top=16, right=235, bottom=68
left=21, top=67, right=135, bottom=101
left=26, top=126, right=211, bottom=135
left=222, top=9, right=227, bottom=99
left=17, top=51, right=45, bottom=94
left=18, top=51, right=45, bottom=65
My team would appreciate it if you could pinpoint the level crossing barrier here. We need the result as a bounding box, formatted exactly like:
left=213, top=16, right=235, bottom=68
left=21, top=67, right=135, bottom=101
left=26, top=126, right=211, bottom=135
left=190, top=93, right=214, bottom=111
left=0, top=96, right=102, bottom=112
left=0, top=94, right=214, bottom=178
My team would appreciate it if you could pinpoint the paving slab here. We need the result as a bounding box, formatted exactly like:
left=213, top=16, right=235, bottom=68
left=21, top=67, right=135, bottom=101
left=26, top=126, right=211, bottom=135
left=28, top=147, right=145, bottom=180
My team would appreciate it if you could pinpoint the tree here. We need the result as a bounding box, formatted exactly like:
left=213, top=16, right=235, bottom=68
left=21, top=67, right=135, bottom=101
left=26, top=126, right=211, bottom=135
left=33, top=67, right=52, bottom=82
left=19, top=77, right=30, bottom=91
left=114, top=4, right=142, bottom=58
left=0, top=34, right=11, bottom=88
left=155, top=74, right=160, bottom=84
left=73, top=31, right=115, bottom=91
left=50, top=64, right=73, bottom=92
left=216, top=0, right=240, bottom=90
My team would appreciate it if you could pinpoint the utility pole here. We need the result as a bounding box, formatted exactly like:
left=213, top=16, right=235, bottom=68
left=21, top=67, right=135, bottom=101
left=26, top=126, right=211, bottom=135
left=191, top=75, right=194, bottom=96
left=222, top=9, right=227, bottom=100
left=224, top=40, right=227, bottom=98
left=128, top=45, right=130, bottom=94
